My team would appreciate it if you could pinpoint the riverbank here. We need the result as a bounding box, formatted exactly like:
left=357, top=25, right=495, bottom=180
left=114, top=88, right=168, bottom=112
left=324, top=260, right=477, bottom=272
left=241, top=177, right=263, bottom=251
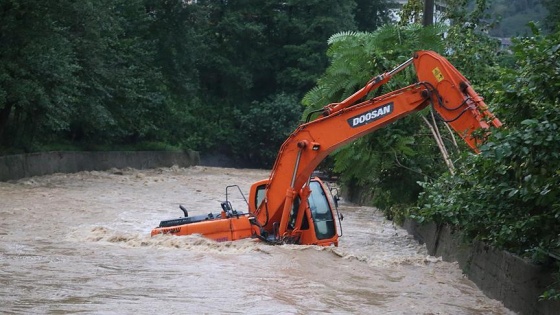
left=0, top=150, right=199, bottom=181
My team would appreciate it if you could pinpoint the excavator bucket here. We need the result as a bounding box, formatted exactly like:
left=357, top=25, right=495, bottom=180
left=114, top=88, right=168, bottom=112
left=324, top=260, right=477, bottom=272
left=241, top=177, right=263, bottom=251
left=413, top=51, right=502, bottom=151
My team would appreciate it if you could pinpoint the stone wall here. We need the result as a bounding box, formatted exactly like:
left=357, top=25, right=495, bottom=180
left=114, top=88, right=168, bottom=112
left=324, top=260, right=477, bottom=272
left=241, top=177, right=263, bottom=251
left=0, top=151, right=200, bottom=181
left=345, top=187, right=560, bottom=315
left=403, top=219, right=560, bottom=315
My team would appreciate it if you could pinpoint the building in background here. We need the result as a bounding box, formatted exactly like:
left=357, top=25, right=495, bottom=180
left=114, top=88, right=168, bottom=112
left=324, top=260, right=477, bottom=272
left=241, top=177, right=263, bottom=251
left=389, top=0, right=447, bottom=24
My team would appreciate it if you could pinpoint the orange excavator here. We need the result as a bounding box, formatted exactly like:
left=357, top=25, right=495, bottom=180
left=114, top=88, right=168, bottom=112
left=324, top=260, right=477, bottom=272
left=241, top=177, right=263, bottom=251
left=151, top=50, right=502, bottom=246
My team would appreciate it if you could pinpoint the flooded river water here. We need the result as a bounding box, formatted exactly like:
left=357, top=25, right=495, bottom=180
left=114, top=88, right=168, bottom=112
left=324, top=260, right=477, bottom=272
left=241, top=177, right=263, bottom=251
left=0, top=166, right=514, bottom=314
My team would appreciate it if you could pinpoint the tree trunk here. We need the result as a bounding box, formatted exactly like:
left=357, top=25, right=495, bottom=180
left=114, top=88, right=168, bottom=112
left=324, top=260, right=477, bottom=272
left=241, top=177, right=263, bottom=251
left=423, top=0, right=434, bottom=26
left=0, top=103, right=13, bottom=141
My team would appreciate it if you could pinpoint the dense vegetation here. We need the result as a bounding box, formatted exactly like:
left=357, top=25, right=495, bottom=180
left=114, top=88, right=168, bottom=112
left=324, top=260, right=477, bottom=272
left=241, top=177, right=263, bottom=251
left=0, top=0, right=390, bottom=166
left=1, top=0, right=559, bottom=298
left=413, top=25, right=560, bottom=300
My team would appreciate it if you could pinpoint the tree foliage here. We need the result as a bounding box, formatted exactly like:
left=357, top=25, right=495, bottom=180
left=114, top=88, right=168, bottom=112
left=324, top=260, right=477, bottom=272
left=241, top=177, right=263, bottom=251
left=302, top=24, right=449, bottom=221
left=543, top=0, right=560, bottom=32
left=0, top=0, right=168, bottom=149
left=0, top=0, right=382, bottom=167
left=0, top=1, right=78, bottom=145
left=354, top=0, right=392, bottom=31
left=231, top=93, right=303, bottom=167
left=189, top=0, right=359, bottom=166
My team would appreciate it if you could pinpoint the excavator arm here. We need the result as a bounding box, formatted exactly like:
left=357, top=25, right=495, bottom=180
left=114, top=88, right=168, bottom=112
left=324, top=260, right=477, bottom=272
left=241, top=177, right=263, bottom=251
left=252, top=50, right=501, bottom=239
left=151, top=50, right=501, bottom=246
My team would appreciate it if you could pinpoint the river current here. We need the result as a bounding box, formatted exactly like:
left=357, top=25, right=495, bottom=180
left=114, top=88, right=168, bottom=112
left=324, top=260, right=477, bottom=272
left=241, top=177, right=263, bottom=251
left=0, top=166, right=514, bottom=314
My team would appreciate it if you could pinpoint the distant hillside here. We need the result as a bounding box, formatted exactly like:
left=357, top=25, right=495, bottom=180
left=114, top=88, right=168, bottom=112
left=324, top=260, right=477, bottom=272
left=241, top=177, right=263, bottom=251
left=391, top=0, right=547, bottom=37
left=487, top=0, right=548, bottom=37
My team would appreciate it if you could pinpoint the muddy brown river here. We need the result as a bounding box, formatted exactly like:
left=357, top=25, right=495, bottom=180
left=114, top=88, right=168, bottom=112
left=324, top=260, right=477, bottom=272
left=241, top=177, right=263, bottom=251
left=0, top=166, right=514, bottom=314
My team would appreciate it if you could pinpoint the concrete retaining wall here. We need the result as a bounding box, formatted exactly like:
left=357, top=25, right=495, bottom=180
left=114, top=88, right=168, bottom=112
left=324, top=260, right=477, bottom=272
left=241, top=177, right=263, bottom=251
left=0, top=151, right=200, bottom=181
left=403, top=219, right=560, bottom=315
left=344, top=187, right=560, bottom=315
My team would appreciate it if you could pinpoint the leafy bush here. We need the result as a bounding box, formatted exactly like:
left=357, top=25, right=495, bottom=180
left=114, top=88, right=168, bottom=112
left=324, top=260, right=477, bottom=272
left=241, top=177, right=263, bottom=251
left=415, top=120, right=560, bottom=255
left=301, top=24, right=449, bottom=217
left=411, top=28, right=560, bottom=300
left=231, top=93, right=303, bottom=168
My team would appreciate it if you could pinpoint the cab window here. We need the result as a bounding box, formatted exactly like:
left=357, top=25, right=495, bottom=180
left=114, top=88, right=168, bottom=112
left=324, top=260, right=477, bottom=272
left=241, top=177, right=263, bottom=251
left=308, top=181, right=336, bottom=239
left=255, top=184, right=266, bottom=209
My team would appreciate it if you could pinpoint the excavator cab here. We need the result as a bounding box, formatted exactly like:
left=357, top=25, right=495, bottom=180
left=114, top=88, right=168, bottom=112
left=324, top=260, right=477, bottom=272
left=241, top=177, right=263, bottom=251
left=249, top=177, right=340, bottom=245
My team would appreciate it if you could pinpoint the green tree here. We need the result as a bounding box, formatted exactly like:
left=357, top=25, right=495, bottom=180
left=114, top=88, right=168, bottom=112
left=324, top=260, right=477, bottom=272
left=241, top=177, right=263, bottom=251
left=399, top=0, right=424, bottom=25
left=543, top=0, right=560, bottom=32
left=302, top=24, right=448, bottom=221
left=300, top=0, right=507, bottom=220
left=0, top=0, right=170, bottom=150
left=231, top=93, right=303, bottom=167
left=354, top=0, right=392, bottom=31
left=191, top=0, right=359, bottom=165
left=0, top=0, right=78, bottom=148
left=146, top=0, right=204, bottom=99
left=63, top=0, right=166, bottom=145
left=268, top=0, right=358, bottom=95
left=0, top=0, right=394, bottom=165
left=140, top=0, right=209, bottom=149
left=194, top=0, right=341, bottom=101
